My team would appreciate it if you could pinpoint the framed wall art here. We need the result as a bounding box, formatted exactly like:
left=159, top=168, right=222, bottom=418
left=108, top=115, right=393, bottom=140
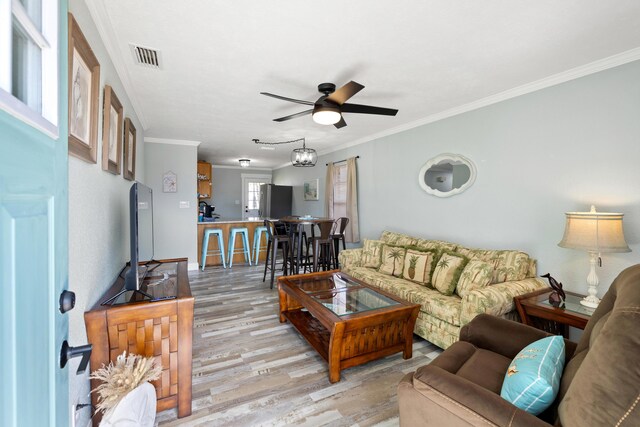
left=68, top=13, right=101, bottom=163
left=123, top=118, right=136, bottom=181
left=101, top=85, right=124, bottom=175
left=304, top=179, right=319, bottom=201
left=163, top=171, right=177, bottom=193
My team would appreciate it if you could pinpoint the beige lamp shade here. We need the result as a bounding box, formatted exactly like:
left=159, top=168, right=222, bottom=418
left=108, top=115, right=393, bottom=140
left=558, top=205, right=631, bottom=253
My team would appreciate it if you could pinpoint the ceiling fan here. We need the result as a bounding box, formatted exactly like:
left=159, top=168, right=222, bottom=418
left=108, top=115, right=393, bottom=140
left=260, top=81, right=398, bottom=129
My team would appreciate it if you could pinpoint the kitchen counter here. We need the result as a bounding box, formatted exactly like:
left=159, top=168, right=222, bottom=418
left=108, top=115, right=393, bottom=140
left=197, top=219, right=270, bottom=267
left=197, top=217, right=266, bottom=225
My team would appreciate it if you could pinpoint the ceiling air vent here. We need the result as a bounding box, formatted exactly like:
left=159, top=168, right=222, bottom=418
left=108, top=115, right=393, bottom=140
left=130, top=44, right=161, bottom=69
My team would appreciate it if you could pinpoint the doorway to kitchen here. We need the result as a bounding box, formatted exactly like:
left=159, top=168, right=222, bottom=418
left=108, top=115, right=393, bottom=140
left=242, top=174, right=272, bottom=219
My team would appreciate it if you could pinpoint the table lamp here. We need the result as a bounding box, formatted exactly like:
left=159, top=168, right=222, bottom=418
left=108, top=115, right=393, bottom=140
left=558, top=205, right=630, bottom=308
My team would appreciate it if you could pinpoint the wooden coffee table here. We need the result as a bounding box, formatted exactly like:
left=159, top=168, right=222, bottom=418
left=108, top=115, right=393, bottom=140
left=278, top=270, right=420, bottom=383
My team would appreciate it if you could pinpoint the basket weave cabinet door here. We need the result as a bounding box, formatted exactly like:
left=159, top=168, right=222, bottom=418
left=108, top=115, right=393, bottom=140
left=84, top=262, right=193, bottom=426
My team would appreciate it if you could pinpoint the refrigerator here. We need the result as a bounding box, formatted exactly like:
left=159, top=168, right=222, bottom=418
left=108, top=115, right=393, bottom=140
left=258, top=184, right=292, bottom=219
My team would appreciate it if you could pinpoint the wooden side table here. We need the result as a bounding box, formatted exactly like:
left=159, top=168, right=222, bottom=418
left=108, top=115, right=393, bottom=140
left=514, top=288, right=594, bottom=338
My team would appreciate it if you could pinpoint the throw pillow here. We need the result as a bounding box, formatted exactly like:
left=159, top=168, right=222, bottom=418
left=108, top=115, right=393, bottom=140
left=362, top=239, right=384, bottom=268
left=378, top=245, right=407, bottom=277
left=501, top=336, right=565, bottom=415
left=456, top=260, right=494, bottom=298
left=491, top=251, right=530, bottom=283
left=402, top=249, right=437, bottom=286
left=432, top=252, right=468, bottom=296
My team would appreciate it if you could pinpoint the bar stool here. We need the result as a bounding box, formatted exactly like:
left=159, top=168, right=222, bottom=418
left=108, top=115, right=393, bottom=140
left=252, top=225, right=268, bottom=265
left=228, top=227, right=251, bottom=267
left=311, top=221, right=336, bottom=272
left=331, top=217, right=349, bottom=267
left=201, top=228, right=226, bottom=270
left=263, top=220, right=291, bottom=289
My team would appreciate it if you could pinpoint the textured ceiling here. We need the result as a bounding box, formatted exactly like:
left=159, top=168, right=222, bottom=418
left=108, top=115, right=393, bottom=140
left=96, top=0, right=640, bottom=168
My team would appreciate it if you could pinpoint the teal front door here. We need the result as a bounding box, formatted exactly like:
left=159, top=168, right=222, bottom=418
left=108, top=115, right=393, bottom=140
left=0, top=2, right=69, bottom=426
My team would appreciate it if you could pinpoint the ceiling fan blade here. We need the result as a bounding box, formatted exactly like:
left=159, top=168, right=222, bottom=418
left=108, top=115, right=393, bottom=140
left=260, top=92, right=314, bottom=106
left=341, top=103, right=398, bottom=116
left=273, top=109, right=313, bottom=122
left=334, top=117, right=347, bottom=129
left=326, top=81, right=365, bottom=105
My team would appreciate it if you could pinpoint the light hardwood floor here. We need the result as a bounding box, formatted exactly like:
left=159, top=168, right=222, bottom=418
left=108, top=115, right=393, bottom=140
left=157, top=265, right=441, bottom=426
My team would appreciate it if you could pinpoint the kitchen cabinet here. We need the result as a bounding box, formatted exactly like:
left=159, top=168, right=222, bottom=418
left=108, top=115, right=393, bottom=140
left=197, top=161, right=212, bottom=200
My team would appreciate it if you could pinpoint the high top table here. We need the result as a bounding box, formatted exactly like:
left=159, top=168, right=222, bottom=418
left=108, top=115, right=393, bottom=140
left=279, top=216, right=334, bottom=274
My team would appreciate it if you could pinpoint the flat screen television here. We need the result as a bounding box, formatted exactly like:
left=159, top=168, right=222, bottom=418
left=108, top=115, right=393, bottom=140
left=102, top=182, right=155, bottom=305
left=125, top=182, right=154, bottom=290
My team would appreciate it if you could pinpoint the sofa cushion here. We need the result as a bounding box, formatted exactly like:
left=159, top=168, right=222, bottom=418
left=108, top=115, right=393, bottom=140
left=501, top=336, right=565, bottom=415
left=402, top=249, right=437, bottom=286
left=380, top=230, right=418, bottom=247
left=414, top=238, right=458, bottom=254
left=456, top=260, right=493, bottom=298
left=361, top=239, right=384, bottom=268
left=432, top=252, right=469, bottom=296
left=378, top=244, right=406, bottom=277
left=428, top=341, right=512, bottom=394
left=457, top=248, right=530, bottom=283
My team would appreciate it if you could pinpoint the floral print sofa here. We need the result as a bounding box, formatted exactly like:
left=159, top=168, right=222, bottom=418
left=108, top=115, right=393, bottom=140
left=338, top=231, right=548, bottom=349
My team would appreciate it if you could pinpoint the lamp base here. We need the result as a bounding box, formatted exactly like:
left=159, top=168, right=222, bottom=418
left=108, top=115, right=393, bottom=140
left=580, top=295, right=600, bottom=309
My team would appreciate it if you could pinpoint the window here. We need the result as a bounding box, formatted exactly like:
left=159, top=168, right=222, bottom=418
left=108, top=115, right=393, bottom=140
left=247, top=182, right=261, bottom=210
left=331, top=162, right=347, bottom=219
left=0, top=0, right=58, bottom=137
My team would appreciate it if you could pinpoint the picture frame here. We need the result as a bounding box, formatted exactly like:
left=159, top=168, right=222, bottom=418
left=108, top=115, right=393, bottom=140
left=123, top=118, right=136, bottom=181
left=68, top=13, right=101, bottom=163
left=304, top=179, right=319, bottom=201
left=101, top=85, right=124, bottom=175
left=163, top=171, right=177, bottom=193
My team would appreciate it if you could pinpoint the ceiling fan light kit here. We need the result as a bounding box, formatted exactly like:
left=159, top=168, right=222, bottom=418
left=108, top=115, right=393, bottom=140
left=312, top=105, right=342, bottom=125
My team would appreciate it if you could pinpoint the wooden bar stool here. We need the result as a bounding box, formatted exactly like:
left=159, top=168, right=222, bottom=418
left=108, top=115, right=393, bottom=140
left=263, top=220, right=291, bottom=289
left=311, top=221, right=336, bottom=272
left=252, top=225, right=268, bottom=265
left=331, top=217, right=349, bottom=267
left=227, top=227, right=251, bottom=267
left=201, top=228, right=226, bottom=270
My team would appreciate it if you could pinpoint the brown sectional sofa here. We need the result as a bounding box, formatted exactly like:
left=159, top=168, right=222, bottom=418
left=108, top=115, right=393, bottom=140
left=398, top=264, right=640, bottom=426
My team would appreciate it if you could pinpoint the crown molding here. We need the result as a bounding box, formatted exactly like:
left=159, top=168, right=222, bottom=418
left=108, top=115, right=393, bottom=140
left=84, top=0, right=148, bottom=129
left=212, top=164, right=273, bottom=171
left=274, top=48, right=640, bottom=170
left=145, top=137, right=201, bottom=146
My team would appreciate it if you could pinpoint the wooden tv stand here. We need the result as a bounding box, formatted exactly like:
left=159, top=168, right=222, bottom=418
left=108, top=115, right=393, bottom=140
left=84, top=258, right=193, bottom=425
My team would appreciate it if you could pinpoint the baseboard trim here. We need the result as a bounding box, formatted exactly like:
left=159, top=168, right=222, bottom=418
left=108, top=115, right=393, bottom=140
left=188, top=262, right=199, bottom=271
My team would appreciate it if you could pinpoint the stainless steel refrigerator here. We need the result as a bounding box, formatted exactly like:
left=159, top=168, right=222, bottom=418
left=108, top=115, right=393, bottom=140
left=258, top=184, right=292, bottom=219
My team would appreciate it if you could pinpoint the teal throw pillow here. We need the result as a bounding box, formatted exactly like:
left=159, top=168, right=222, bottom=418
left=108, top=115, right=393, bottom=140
left=500, top=336, right=565, bottom=415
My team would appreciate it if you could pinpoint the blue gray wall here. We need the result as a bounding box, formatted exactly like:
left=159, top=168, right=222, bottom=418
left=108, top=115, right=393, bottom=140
left=274, top=60, right=640, bottom=297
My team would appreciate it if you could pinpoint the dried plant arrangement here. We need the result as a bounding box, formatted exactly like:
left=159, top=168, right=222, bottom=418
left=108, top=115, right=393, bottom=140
left=90, top=351, right=162, bottom=414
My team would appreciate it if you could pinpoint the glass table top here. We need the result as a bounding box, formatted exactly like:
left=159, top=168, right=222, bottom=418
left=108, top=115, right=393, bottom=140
left=312, top=288, right=399, bottom=316
left=297, top=273, right=360, bottom=294
left=540, top=293, right=595, bottom=317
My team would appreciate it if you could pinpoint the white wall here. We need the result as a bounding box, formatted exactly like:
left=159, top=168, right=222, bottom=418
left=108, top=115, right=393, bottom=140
left=206, top=165, right=273, bottom=218
left=67, top=0, right=146, bottom=423
left=274, top=60, right=640, bottom=298
left=145, top=142, right=198, bottom=267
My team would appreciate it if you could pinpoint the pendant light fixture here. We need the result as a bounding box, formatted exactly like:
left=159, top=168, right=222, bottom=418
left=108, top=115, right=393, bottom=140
left=291, top=139, right=317, bottom=167
left=253, top=137, right=317, bottom=168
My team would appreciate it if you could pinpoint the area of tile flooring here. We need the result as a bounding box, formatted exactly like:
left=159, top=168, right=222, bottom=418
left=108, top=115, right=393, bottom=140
left=156, top=265, right=441, bottom=426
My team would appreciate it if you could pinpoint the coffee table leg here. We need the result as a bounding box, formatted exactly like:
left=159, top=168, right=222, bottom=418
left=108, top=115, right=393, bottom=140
left=278, top=285, right=287, bottom=323
left=403, top=308, right=419, bottom=359
left=328, top=323, right=345, bottom=383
